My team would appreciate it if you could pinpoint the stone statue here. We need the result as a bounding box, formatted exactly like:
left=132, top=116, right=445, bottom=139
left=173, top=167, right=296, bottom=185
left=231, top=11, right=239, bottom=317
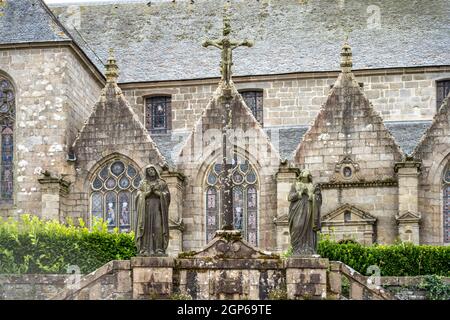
left=134, top=165, right=171, bottom=256
left=287, top=170, right=322, bottom=255
left=202, top=16, right=253, bottom=86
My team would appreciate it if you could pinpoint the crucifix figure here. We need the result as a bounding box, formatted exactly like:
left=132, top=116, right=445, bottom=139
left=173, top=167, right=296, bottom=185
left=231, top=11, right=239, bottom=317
left=202, top=15, right=253, bottom=87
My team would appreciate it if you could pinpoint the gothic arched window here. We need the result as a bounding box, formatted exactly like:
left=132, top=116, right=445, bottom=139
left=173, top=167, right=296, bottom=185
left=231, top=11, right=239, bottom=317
left=443, top=167, right=450, bottom=243
left=0, top=77, right=15, bottom=204
left=240, top=90, right=264, bottom=125
left=205, top=156, right=259, bottom=246
left=90, top=159, right=142, bottom=232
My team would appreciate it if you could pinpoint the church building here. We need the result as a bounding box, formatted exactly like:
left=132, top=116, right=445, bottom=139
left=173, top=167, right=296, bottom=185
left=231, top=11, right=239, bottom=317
left=0, top=0, right=449, bottom=255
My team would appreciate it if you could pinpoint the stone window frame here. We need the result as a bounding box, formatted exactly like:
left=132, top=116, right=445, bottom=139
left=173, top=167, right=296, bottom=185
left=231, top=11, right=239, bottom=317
left=204, top=155, right=260, bottom=246
left=436, top=79, right=450, bottom=110
left=0, top=73, right=16, bottom=209
left=239, top=89, right=264, bottom=126
left=144, top=95, right=172, bottom=134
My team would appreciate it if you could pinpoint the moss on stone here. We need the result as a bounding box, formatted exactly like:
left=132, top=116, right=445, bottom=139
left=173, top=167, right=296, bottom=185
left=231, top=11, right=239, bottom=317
left=177, top=251, right=197, bottom=259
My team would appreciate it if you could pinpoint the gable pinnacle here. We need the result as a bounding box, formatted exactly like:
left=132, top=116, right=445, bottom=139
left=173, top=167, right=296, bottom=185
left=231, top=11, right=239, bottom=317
left=105, top=48, right=119, bottom=83
left=340, top=40, right=353, bottom=73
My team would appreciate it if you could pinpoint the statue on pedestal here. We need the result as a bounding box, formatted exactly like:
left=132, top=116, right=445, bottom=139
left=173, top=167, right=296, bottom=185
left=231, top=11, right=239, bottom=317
left=288, top=170, right=322, bottom=255
left=134, top=165, right=171, bottom=256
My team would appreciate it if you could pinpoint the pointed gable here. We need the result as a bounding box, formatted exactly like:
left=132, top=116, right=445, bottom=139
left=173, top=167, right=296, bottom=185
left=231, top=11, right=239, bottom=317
left=413, top=92, right=450, bottom=164
left=322, top=203, right=377, bottom=224
left=72, top=49, right=165, bottom=171
left=293, top=41, right=404, bottom=183
left=176, top=83, right=281, bottom=170
left=0, top=0, right=71, bottom=44
left=395, top=211, right=421, bottom=223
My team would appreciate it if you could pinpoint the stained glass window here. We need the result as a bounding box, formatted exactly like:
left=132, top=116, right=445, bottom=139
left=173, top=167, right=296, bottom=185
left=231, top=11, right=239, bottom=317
left=145, top=96, right=171, bottom=134
left=205, top=157, right=258, bottom=246
left=240, top=90, right=264, bottom=125
left=90, top=159, right=141, bottom=232
left=443, top=168, right=450, bottom=243
left=0, top=78, right=15, bottom=204
left=437, top=80, right=450, bottom=109
left=206, top=187, right=218, bottom=243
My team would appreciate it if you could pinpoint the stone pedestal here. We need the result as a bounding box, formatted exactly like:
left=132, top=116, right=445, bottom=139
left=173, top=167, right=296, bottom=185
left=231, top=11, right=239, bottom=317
left=38, top=173, right=70, bottom=221
left=131, top=257, right=174, bottom=299
left=285, top=257, right=329, bottom=300
left=327, top=261, right=342, bottom=299
left=161, top=171, right=185, bottom=256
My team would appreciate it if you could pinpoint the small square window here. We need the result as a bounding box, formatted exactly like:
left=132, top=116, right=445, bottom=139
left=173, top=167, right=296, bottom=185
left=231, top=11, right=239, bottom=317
left=437, top=80, right=450, bottom=110
left=240, top=90, right=264, bottom=125
left=145, top=96, right=171, bottom=134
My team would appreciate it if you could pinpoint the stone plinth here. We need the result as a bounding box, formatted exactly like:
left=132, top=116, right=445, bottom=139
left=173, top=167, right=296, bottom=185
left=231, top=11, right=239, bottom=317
left=161, top=171, right=185, bottom=256
left=285, top=257, right=329, bottom=300
left=38, top=173, right=70, bottom=221
left=131, top=257, right=174, bottom=300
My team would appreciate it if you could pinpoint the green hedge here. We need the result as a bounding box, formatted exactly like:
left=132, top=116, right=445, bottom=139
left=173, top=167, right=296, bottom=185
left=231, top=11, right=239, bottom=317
left=318, top=238, right=450, bottom=276
left=2, top=216, right=450, bottom=277
left=0, top=215, right=136, bottom=274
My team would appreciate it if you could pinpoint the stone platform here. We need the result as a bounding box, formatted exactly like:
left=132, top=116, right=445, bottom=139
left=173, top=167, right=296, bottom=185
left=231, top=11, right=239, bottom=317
left=127, top=231, right=330, bottom=300
left=51, top=231, right=395, bottom=300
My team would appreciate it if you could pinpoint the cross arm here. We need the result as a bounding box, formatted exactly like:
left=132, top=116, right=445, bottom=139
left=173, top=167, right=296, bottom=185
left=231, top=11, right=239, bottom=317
left=231, top=40, right=254, bottom=49
left=202, top=39, right=223, bottom=49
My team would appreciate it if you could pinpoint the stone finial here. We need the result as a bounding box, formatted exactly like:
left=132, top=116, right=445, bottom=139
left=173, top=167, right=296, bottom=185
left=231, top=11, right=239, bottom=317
left=340, top=40, right=353, bottom=73
left=105, top=48, right=119, bottom=83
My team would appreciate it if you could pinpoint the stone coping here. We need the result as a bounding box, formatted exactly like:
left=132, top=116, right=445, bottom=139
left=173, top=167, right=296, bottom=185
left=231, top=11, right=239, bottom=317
left=131, top=257, right=175, bottom=268
left=0, top=274, right=71, bottom=285
left=381, top=276, right=450, bottom=286
left=51, top=260, right=130, bottom=300
left=284, top=257, right=330, bottom=269
left=175, top=258, right=284, bottom=270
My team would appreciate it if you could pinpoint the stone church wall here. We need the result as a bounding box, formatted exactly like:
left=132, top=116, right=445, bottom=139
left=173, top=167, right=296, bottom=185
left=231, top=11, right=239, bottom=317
left=121, top=67, right=450, bottom=131
left=176, top=90, right=280, bottom=252
left=413, top=96, right=450, bottom=245
left=0, top=46, right=101, bottom=219
left=321, top=187, right=399, bottom=244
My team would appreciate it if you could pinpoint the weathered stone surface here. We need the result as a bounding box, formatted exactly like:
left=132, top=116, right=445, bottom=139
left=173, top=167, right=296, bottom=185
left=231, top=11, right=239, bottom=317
left=131, top=257, right=175, bottom=268
left=413, top=93, right=450, bottom=244
left=69, top=58, right=166, bottom=224
left=4, top=258, right=441, bottom=300
left=0, top=46, right=101, bottom=219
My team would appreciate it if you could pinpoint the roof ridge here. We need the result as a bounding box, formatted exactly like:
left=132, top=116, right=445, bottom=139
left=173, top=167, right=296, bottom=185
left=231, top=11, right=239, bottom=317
left=36, top=0, right=73, bottom=40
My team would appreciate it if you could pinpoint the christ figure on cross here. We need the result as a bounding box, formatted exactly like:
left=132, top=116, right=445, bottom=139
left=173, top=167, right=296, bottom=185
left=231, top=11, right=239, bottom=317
left=202, top=16, right=253, bottom=86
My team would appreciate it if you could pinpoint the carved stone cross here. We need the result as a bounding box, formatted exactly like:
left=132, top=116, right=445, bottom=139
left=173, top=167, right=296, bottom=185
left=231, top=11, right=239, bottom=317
left=202, top=15, right=253, bottom=87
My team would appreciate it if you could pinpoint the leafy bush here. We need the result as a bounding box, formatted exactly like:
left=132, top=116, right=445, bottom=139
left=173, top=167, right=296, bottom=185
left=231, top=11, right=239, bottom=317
left=419, top=275, right=450, bottom=300
left=267, top=288, right=288, bottom=300
left=0, top=215, right=136, bottom=274
left=317, top=238, right=450, bottom=276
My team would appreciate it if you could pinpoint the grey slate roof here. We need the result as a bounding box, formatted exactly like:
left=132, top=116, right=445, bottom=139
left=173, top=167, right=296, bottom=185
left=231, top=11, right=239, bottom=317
left=264, top=126, right=309, bottom=161
left=151, top=121, right=432, bottom=164
left=384, top=121, right=432, bottom=155
left=0, top=0, right=70, bottom=44
left=48, top=0, right=450, bottom=83
left=150, top=132, right=190, bottom=166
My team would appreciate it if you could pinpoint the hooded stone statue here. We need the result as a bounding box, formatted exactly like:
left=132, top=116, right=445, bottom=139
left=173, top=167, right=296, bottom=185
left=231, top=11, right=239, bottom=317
left=288, top=169, right=322, bottom=255
left=134, top=165, right=171, bottom=256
